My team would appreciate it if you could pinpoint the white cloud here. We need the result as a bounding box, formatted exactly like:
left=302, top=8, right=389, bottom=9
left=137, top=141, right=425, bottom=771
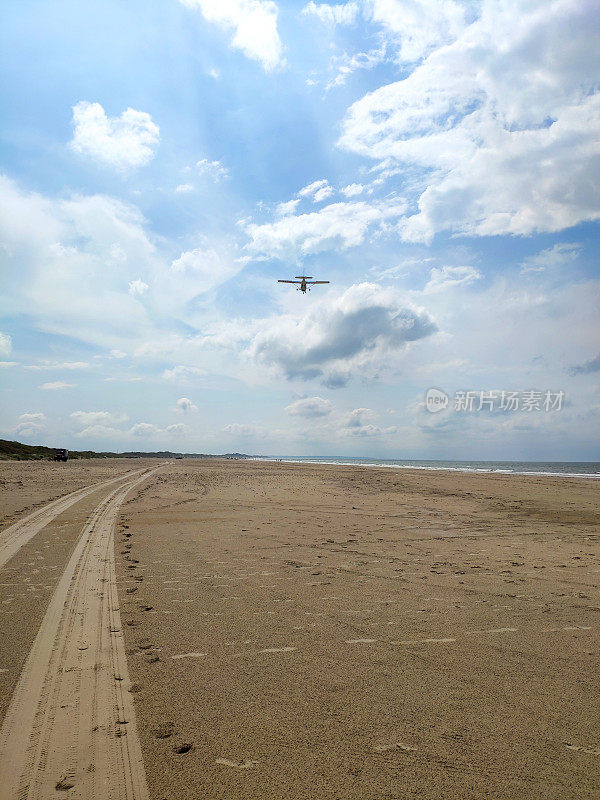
left=19, top=412, right=46, bottom=424
left=162, top=365, right=206, bottom=382
left=166, top=423, right=187, bottom=435
left=520, top=243, right=582, bottom=274
left=423, top=265, right=481, bottom=294
left=170, top=247, right=240, bottom=294
left=327, top=46, right=386, bottom=90
left=0, top=332, right=12, bottom=356
left=302, top=0, right=361, bottom=26
left=40, top=381, right=74, bottom=390
left=298, top=179, right=330, bottom=199
left=171, top=247, right=221, bottom=274
left=276, top=198, right=301, bottom=216
left=175, top=183, right=195, bottom=193
left=313, top=185, right=335, bottom=203
left=181, top=0, right=283, bottom=71
left=75, top=424, right=122, bottom=439
left=129, top=422, right=161, bottom=437
left=285, top=396, right=333, bottom=417
left=338, top=406, right=398, bottom=437
left=13, top=412, right=46, bottom=440
left=240, top=282, right=436, bottom=384
left=70, top=101, right=160, bottom=171
left=245, top=199, right=406, bottom=258
left=24, top=361, right=90, bottom=370
left=175, top=396, right=199, bottom=413
left=223, top=422, right=265, bottom=437
left=196, top=158, right=229, bottom=180
left=341, top=183, right=364, bottom=197
left=339, top=0, right=600, bottom=241
left=303, top=0, right=466, bottom=62
left=128, top=279, right=149, bottom=295
left=71, top=411, right=127, bottom=427
left=0, top=175, right=156, bottom=349
left=368, top=0, right=467, bottom=63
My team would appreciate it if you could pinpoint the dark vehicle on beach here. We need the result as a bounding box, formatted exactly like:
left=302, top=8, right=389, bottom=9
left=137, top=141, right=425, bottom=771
left=52, top=448, right=68, bottom=462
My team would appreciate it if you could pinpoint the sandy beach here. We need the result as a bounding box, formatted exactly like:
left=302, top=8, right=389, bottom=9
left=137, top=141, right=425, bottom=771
left=1, top=458, right=598, bottom=799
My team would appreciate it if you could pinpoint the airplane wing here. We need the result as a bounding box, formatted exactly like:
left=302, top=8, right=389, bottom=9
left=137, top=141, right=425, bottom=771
left=278, top=280, right=301, bottom=283
left=306, top=281, right=330, bottom=284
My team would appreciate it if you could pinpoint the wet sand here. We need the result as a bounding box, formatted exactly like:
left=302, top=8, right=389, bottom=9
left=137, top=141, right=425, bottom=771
left=114, top=460, right=599, bottom=800
left=1, top=458, right=598, bottom=798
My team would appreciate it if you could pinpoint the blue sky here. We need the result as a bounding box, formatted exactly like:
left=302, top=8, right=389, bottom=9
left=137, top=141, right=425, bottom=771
left=1, top=0, right=599, bottom=459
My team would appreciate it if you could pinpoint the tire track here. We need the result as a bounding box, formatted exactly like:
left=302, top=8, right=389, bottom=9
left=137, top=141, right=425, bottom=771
left=0, top=466, right=162, bottom=800
left=0, top=467, right=149, bottom=569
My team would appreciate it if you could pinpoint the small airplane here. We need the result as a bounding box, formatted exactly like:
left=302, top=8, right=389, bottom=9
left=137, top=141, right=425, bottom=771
left=278, top=276, right=330, bottom=293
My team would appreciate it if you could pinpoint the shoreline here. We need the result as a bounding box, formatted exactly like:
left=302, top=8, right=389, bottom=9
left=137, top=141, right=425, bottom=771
left=252, top=456, right=600, bottom=479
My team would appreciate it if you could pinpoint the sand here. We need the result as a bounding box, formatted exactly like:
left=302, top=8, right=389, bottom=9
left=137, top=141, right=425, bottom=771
left=1, top=458, right=599, bottom=799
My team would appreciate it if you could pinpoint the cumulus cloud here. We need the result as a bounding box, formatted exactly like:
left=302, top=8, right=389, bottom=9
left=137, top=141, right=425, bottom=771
left=70, top=101, right=160, bottom=170
left=0, top=332, right=12, bottom=356
left=71, top=411, right=127, bottom=426
left=13, top=412, right=46, bottom=440
left=129, top=422, right=161, bottom=437
left=175, top=183, right=195, bottom=193
left=175, top=397, right=198, bottom=413
left=245, top=199, right=406, bottom=258
left=245, top=282, right=436, bottom=384
left=285, top=396, right=333, bottom=417
left=180, top=0, right=283, bottom=71
left=423, top=265, right=481, bottom=294
left=166, top=423, right=187, bottom=435
left=40, top=381, right=74, bottom=390
left=339, top=406, right=398, bottom=437
left=339, top=0, right=600, bottom=241
left=19, top=412, right=46, bottom=424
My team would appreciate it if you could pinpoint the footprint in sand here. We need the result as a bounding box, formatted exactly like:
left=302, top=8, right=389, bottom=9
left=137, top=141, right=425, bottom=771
left=565, top=743, right=600, bottom=755
left=346, top=638, right=377, bottom=644
left=392, top=638, right=456, bottom=645
left=216, top=758, right=259, bottom=769
left=171, top=652, right=207, bottom=660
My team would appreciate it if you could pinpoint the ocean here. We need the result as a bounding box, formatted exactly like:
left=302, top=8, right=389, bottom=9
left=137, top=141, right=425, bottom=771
left=255, top=457, right=600, bottom=478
